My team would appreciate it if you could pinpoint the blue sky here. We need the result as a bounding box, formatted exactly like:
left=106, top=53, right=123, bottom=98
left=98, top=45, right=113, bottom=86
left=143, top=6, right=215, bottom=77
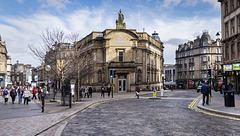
left=0, top=0, right=221, bottom=67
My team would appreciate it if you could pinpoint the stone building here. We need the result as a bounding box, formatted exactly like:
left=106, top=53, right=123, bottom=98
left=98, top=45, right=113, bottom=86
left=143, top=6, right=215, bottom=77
left=0, top=35, right=8, bottom=86
left=218, top=0, right=240, bottom=93
left=163, top=64, right=176, bottom=89
left=175, top=31, right=222, bottom=89
left=75, top=10, right=164, bottom=92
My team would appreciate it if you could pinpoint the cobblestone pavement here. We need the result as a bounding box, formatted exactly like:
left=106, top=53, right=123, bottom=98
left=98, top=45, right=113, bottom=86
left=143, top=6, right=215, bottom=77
left=62, top=91, right=240, bottom=136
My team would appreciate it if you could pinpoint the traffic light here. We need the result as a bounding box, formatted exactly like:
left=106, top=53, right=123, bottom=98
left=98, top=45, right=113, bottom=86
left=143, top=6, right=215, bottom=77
left=109, top=69, right=116, bottom=78
left=208, top=69, right=211, bottom=77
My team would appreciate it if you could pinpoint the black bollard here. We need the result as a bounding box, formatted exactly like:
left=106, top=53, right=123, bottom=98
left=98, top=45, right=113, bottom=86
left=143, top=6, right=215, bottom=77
left=42, top=96, right=44, bottom=112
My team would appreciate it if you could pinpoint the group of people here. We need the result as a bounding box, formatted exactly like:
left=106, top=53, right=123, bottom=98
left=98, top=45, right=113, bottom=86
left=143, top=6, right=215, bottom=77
left=220, top=82, right=233, bottom=97
left=1, top=85, right=46, bottom=105
left=78, top=84, right=113, bottom=99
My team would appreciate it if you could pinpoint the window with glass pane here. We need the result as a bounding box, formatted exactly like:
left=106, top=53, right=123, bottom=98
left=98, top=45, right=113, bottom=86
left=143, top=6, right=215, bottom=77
left=225, top=22, right=229, bottom=39
left=238, top=42, right=240, bottom=59
left=225, top=2, right=228, bottom=15
left=231, top=19, right=235, bottom=34
left=119, top=52, right=123, bottom=62
left=231, top=44, right=235, bottom=59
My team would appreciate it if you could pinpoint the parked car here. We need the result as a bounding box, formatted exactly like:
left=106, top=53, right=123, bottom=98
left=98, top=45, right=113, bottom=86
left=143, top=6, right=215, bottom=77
left=197, top=84, right=202, bottom=93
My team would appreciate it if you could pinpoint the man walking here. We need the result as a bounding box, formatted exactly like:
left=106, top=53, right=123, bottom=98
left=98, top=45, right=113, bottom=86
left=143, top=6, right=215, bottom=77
left=201, top=80, right=210, bottom=106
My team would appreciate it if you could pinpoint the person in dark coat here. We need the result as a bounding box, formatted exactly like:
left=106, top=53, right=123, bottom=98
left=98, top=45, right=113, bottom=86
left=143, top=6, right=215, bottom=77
left=10, top=86, right=17, bottom=104
left=89, top=87, right=93, bottom=98
left=101, top=85, right=105, bottom=98
left=106, top=84, right=111, bottom=97
left=201, top=81, right=210, bottom=106
left=136, top=84, right=140, bottom=99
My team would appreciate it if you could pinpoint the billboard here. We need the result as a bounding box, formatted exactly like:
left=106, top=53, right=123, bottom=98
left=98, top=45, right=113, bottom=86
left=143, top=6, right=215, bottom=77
left=233, top=63, right=240, bottom=71
left=223, top=65, right=232, bottom=71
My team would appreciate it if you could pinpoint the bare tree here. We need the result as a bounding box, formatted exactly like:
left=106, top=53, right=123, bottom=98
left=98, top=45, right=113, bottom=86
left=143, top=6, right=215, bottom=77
left=29, top=28, right=81, bottom=105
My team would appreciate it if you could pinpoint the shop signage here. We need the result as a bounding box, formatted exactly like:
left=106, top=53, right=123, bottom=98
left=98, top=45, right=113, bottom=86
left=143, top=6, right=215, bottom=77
left=223, top=65, right=232, bottom=71
left=233, top=63, right=240, bottom=71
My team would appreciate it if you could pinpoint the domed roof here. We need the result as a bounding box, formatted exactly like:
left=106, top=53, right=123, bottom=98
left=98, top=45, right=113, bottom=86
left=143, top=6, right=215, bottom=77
left=201, top=31, right=211, bottom=41
left=152, top=31, right=161, bottom=42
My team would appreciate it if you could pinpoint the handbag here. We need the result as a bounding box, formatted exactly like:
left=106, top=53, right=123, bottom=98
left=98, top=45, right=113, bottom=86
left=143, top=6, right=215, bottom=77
left=28, top=96, right=31, bottom=102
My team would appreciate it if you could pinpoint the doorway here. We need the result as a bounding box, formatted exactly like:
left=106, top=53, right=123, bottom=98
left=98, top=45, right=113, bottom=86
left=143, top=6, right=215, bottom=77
left=118, top=75, right=127, bottom=92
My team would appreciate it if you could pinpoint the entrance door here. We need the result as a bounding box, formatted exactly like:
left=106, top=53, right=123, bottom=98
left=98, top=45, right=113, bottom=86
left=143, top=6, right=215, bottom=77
left=118, top=79, right=126, bottom=92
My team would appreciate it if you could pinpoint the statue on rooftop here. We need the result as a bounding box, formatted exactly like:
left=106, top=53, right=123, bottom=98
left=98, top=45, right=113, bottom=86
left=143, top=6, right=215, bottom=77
left=116, top=9, right=126, bottom=29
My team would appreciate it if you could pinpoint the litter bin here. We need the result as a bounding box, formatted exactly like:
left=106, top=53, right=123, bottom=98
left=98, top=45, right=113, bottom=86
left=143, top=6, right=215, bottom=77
left=224, top=91, right=235, bottom=107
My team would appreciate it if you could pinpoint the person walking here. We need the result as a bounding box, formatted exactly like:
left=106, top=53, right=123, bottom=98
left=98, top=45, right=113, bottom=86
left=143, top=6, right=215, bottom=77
left=3, top=87, right=10, bottom=104
left=107, top=84, right=111, bottom=97
left=221, top=82, right=226, bottom=97
left=101, top=85, right=105, bottom=98
left=89, top=86, right=93, bottom=98
left=10, top=86, right=17, bottom=104
left=23, top=87, right=31, bottom=105
left=84, top=86, right=89, bottom=98
left=136, top=84, right=140, bottom=99
left=228, top=83, right=233, bottom=92
left=17, top=86, right=23, bottom=104
left=32, top=87, right=37, bottom=100
left=201, top=80, right=210, bottom=106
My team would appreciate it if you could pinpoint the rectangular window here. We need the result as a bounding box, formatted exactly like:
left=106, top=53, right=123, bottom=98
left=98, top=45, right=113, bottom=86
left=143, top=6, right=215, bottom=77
left=231, top=18, right=235, bottom=34
left=238, top=42, right=240, bottom=59
left=119, top=52, right=123, bottom=62
left=225, top=22, right=229, bottom=39
left=216, top=56, right=218, bottom=62
left=203, top=56, right=207, bottom=62
left=238, top=0, right=240, bottom=6
left=203, top=48, right=207, bottom=53
left=231, top=44, right=235, bottom=59
left=238, top=15, right=240, bottom=33
left=220, top=56, right=222, bottom=61
left=225, top=1, right=229, bottom=15
left=231, top=0, right=234, bottom=11
left=226, top=46, right=229, bottom=60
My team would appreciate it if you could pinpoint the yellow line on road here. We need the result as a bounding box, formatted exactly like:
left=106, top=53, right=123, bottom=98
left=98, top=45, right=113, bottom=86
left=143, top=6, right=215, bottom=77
left=188, top=95, right=240, bottom=121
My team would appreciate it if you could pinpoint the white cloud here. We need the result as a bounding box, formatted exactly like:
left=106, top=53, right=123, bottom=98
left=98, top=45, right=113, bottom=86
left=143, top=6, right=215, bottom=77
left=38, top=0, right=70, bottom=10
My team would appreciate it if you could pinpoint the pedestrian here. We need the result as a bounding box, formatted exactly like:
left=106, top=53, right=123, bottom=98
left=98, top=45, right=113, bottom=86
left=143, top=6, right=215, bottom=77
left=136, top=84, right=140, bottom=99
left=17, top=86, right=23, bottom=104
left=10, top=86, right=17, bottom=104
left=23, top=87, right=31, bottom=105
left=107, top=84, right=111, bottom=97
left=101, top=85, right=105, bottom=98
left=89, top=86, right=93, bottom=98
left=80, top=87, right=83, bottom=98
left=201, top=80, right=210, bottom=106
left=228, top=83, right=233, bottom=92
left=52, top=87, right=57, bottom=100
left=38, top=86, right=42, bottom=101
left=32, top=87, right=37, bottom=100
left=84, top=86, right=89, bottom=98
left=2, top=87, right=10, bottom=104
left=221, top=82, right=226, bottom=97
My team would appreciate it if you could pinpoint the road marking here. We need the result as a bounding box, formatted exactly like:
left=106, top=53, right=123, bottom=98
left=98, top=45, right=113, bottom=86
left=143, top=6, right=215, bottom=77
left=188, top=95, right=240, bottom=121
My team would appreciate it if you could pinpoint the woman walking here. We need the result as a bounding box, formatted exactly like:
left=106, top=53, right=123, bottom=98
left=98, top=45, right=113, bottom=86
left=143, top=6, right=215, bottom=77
left=23, top=87, right=31, bottom=105
left=3, top=87, right=10, bottom=104
left=10, top=86, right=17, bottom=104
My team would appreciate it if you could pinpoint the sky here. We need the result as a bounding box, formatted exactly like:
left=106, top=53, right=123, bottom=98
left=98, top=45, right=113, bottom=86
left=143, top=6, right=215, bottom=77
left=0, top=0, right=221, bottom=67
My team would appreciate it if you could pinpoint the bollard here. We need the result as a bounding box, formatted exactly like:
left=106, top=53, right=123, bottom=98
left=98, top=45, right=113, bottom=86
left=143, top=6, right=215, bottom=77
left=161, top=89, right=164, bottom=96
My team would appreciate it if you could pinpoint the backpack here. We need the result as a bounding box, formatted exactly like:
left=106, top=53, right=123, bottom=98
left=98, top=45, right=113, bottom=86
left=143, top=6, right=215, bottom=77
left=4, top=90, right=8, bottom=95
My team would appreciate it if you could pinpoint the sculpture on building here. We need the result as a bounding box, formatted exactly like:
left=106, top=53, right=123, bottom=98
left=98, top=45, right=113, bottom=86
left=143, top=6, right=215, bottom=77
left=116, top=9, right=126, bottom=29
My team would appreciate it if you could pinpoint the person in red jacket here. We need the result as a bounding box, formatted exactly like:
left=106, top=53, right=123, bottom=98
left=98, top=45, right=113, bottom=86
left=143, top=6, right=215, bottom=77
left=32, top=87, right=37, bottom=100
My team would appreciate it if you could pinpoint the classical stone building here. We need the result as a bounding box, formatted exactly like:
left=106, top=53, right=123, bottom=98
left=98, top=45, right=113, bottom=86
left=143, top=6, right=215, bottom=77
left=218, top=0, right=240, bottom=93
left=75, top=10, right=164, bottom=92
left=163, top=64, right=176, bottom=89
left=175, top=31, right=222, bottom=89
left=0, top=35, right=8, bottom=86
